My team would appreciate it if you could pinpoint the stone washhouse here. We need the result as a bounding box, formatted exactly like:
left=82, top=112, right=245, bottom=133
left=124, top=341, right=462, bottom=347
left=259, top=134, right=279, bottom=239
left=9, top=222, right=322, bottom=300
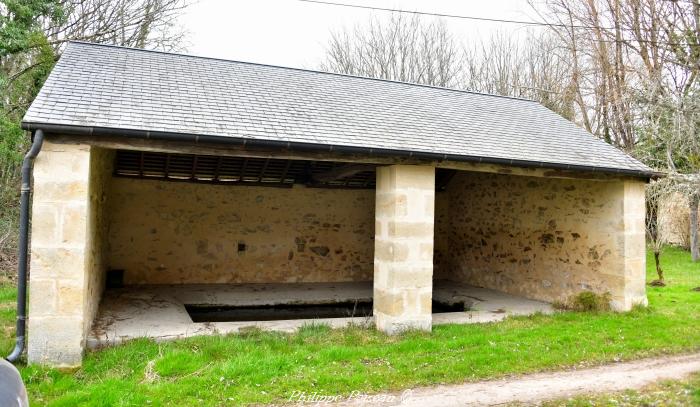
left=18, top=42, right=655, bottom=367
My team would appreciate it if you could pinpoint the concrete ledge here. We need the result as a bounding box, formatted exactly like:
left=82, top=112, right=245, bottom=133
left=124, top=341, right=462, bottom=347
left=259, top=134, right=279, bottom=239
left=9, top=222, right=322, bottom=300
left=88, top=281, right=554, bottom=349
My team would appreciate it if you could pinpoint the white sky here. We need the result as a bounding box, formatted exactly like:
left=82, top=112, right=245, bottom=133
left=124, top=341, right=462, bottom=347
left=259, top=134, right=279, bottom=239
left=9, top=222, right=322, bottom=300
left=178, top=0, right=543, bottom=69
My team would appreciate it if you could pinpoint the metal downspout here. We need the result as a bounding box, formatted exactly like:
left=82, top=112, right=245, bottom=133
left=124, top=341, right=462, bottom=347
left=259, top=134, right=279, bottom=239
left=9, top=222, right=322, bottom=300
left=6, top=129, right=44, bottom=363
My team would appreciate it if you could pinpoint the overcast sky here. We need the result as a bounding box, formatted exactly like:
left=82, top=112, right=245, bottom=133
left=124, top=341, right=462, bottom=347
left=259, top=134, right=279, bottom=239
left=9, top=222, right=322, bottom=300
left=178, top=0, right=544, bottom=69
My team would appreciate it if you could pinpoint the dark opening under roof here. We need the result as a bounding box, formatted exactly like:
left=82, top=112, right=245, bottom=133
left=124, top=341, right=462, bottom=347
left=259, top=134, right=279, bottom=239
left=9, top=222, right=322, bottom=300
left=113, top=150, right=458, bottom=190
left=22, top=42, right=654, bottom=178
left=114, top=150, right=378, bottom=188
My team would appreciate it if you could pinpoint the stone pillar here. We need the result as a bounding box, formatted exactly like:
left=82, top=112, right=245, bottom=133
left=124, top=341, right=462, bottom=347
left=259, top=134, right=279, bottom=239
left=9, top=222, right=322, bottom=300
left=28, top=141, right=92, bottom=366
left=613, top=180, right=648, bottom=311
left=374, top=165, right=435, bottom=334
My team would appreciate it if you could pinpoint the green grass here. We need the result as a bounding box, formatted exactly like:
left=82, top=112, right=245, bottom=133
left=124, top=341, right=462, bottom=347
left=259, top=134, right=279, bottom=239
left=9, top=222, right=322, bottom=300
left=0, top=284, right=17, bottom=353
left=1, top=246, right=699, bottom=405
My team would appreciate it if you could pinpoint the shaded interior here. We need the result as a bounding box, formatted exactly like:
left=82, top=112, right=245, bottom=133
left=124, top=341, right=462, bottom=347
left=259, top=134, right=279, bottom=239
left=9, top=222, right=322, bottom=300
left=87, top=147, right=616, bottom=333
left=184, top=299, right=468, bottom=323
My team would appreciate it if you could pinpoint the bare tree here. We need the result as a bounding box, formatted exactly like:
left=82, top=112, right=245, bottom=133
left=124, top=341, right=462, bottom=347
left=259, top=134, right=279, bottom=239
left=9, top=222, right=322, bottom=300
left=322, top=15, right=579, bottom=122
left=646, top=177, right=678, bottom=285
left=528, top=0, right=638, bottom=150
left=45, top=0, right=190, bottom=52
left=526, top=0, right=700, bottom=267
left=320, top=13, right=463, bottom=87
left=691, top=193, right=700, bottom=261
left=463, top=30, right=578, bottom=120
left=669, top=174, right=700, bottom=262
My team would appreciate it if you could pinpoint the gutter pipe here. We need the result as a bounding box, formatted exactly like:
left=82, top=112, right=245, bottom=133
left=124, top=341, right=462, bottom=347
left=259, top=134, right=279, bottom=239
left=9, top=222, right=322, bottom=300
left=21, top=123, right=658, bottom=179
left=6, top=129, right=44, bottom=363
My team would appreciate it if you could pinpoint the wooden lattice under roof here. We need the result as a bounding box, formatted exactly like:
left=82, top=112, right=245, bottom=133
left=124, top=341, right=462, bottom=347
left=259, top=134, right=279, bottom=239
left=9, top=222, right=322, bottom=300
left=114, top=150, right=378, bottom=189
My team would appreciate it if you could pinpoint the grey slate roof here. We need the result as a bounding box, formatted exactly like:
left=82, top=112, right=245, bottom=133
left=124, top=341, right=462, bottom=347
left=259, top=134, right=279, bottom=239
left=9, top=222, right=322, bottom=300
left=23, top=42, right=653, bottom=176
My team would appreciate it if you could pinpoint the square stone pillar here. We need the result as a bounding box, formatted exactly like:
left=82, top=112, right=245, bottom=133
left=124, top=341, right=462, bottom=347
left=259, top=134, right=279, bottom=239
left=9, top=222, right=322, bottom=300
left=374, top=165, right=435, bottom=334
left=27, top=141, right=93, bottom=366
left=612, top=180, right=648, bottom=311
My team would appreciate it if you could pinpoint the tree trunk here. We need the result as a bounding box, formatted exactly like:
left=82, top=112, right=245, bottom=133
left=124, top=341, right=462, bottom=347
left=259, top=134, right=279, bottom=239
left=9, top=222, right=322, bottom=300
left=654, top=250, right=664, bottom=282
left=691, top=194, right=700, bottom=262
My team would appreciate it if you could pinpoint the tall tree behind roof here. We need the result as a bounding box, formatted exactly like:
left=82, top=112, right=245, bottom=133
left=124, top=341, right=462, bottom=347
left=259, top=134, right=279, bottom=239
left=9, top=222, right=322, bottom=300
left=320, top=13, right=464, bottom=88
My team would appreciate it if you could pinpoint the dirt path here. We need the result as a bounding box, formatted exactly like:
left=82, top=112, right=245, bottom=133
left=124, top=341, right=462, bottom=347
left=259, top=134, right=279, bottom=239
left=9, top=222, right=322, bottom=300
left=332, top=353, right=700, bottom=406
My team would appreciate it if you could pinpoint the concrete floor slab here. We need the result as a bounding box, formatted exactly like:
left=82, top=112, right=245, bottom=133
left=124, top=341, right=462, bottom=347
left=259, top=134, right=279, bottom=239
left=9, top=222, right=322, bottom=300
left=88, top=281, right=553, bottom=349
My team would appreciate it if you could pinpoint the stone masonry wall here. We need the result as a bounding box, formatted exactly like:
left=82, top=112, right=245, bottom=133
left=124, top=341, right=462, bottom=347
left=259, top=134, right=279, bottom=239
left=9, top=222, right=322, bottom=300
left=107, top=177, right=375, bottom=284
left=658, top=192, right=693, bottom=248
left=28, top=141, right=95, bottom=366
left=373, top=165, right=435, bottom=334
left=84, top=147, right=113, bottom=336
left=445, top=171, right=647, bottom=310
left=433, top=191, right=450, bottom=279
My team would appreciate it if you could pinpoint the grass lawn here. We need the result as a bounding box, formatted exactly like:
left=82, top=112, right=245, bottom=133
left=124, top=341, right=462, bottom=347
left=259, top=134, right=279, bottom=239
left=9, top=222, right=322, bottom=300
left=0, top=246, right=698, bottom=405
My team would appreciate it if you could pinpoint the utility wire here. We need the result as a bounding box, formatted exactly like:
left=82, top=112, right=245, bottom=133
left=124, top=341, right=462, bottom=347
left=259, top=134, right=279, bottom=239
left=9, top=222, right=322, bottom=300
left=298, top=0, right=698, bottom=47
left=299, top=0, right=606, bottom=30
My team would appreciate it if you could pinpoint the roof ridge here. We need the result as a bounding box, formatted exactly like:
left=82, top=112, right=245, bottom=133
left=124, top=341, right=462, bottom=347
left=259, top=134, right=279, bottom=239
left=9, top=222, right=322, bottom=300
left=66, top=41, right=538, bottom=103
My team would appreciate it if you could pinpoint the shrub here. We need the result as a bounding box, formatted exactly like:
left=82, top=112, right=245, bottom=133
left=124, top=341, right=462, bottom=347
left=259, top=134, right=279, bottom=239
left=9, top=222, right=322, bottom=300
left=554, top=291, right=612, bottom=312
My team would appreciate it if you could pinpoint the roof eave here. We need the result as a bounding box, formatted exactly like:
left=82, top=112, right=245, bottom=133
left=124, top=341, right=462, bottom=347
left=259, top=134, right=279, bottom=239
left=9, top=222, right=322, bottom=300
left=21, top=121, right=659, bottom=180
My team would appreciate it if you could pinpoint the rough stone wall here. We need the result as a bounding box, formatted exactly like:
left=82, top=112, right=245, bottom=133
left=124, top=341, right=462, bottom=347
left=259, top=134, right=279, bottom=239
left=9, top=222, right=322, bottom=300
left=445, top=171, right=647, bottom=310
left=373, top=165, right=435, bottom=334
left=107, top=177, right=375, bottom=284
left=84, top=147, right=113, bottom=336
left=433, top=191, right=450, bottom=279
left=658, top=192, right=692, bottom=248
left=28, top=141, right=93, bottom=366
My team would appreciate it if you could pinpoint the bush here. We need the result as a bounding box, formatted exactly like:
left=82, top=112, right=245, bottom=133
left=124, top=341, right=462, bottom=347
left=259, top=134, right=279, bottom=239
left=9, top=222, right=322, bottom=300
left=0, top=117, right=25, bottom=282
left=554, top=291, right=612, bottom=312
